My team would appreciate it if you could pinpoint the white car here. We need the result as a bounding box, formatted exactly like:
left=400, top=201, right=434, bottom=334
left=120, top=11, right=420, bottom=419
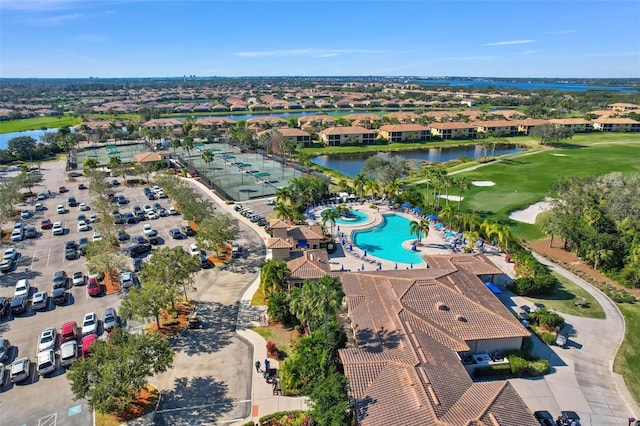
left=143, top=204, right=154, bottom=213
left=89, top=214, right=98, bottom=223
left=92, top=231, right=102, bottom=242
left=3, top=247, right=17, bottom=261
left=56, top=204, right=66, bottom=214
left=52, top=222, right=64, bottom=235
left=167, top=207, right=179, bottom=215
left=10, top=357, right=31, bottom=383
left=37, top=349, right=56, bottom=376
left=14, top=279, right=30, bottom=297
left=20, top=210, right=31, bottom=219
left=72, top=272, right=86, bottom=286
left=32, top=291, right=49, bottom=310
left=35, top=202, right=45, bottom=211
left=188, top=243, right=201, bottom=256
left=77, top=220, right=90, bottom=232
left=79, top=203, right=90, bottom=211
left=81, top=312, right=98, bottom=336
left=142, top=224, right=157, bottom=236
left=10, top=228, right=23, bottom=242
left=119, top=272, right=134, bottom=289
left=38, top=327, right=57, bottom=352
left=60, top=341, right=78, bottom=367
left=146, top=211, right=158, bottom=220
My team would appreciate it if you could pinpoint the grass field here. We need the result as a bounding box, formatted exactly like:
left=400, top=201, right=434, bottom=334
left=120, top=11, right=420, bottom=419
left=524, top=272, right=605, bottom=319
left=614, top=303, right=640, bottom=407
left=452, top=137, right=640, bottom=240
left=0, top=115, right=81, bottom=133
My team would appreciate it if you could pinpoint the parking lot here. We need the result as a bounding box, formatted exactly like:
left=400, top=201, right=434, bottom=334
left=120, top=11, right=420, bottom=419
left=0, top=160, right=236, bottom=425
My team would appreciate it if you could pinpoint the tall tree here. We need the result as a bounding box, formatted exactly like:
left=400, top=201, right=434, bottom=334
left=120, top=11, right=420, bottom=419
left=201, top=149, right=215, bottom=170
left=195, top=212, right=239, bottom=256
left=260, top=260, right=291, bottom=294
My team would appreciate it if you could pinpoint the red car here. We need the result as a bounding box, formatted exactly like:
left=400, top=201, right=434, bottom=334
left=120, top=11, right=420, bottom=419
left=87, top=275, right=102, bottom=297
left=59, top=186, right=68, bottom=193
left=78, top=183, right=87, bottom=190
left=61, top=321, right=79, bottom=343
left=81, top=334, right=98, bottom=357
left=41, top=218, right=53, bottom=229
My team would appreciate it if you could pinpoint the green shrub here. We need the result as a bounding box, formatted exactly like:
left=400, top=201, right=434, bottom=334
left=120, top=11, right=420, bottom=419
left=510, top=274, right=556, bottom=296
left=536, top=308, right=565, bottom=328
left=474, top=364, right=512, bottom=378
left=161, top=319, right=179, bottom=327
left=259, top=410, right=305, bottom=425
left=528, top=359, right=551, bottom=376
left=541, top=332, right=557, bottom=346
left=508, top=356, right=529, bottom=377
left=521, top=336, right=533, bottom=354
left=241, top=422, right=255, bottom=426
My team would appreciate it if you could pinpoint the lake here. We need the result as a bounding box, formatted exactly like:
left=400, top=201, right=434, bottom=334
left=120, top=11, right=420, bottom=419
left=416, top=78, right=637, bottom=93
left=311, top=145, right=522, bottom=177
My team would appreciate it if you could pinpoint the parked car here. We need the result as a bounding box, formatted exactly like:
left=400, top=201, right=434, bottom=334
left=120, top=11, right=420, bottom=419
left=38, top=327, right=57, bottom=351
left=35, top=202, right=45, bottom=211
left=103, top=307, right=117, bottom=331
left=182, top=225, right=196, bottom=236
left=146, top=211, right=158, bottom=220
left=68, top=196, right=78, bottom=207
left=56, top=204, right=66, bottom=214
left=60, top=341, right=78, bottom=367
left=556, top=334, right=568, bottom=348
left=52, top=270, right=67, bottom=289
left=51, top=288, right=67, bottom=305
left=169, top=228, right=183, bottom=239
left=533, top=411, right=555, bottom=426
left=81, top=313, right=98, bottom=335
left=59, top=186, right=68, bottom=193
left=113, top=213, right=124, bottom=225
left=52, top=221, right=64, bottom=235
left=32, top=291, right=49, bottom=310
left=72, top=271, right=86, bottom=286
left=77, top=220, right=90, bottom=232
left=87, top=276, right=102, bottom=297
left=89, top=214, right=98, bottom=223
left=127, top=243, right=152, bottom=258
left=78, top=237, right=89, bottom=255
left=25, top=226, right=37, bottom=238
left=117, top=230, right=130, bottom=241
left=20, top=210, right=30, bottom=219
left=0, top=297, right=10, bottom=318
left=10, top=295, right=29, bottom=315
left=0, top=259, right=12, bottom=273
left=556, top=411, right=580, bottom=426
left=82, top=334, right=98, bottom=357
left=143, top=224, right=157, bottom=236
left=14, top=278, right=30, bottom=297
left=10, top=228, right=23, bottom=242
left=0, top=338, right=11, bottom=362
left=134, top=235, right=149, bottom=245
left=65, top=248, right=76, bottom=260
left=119, top=271, right=135, bottom=289
left=92, top=231, right=102, bottom=242
left=168, top=207, right=179, bottom=215
left=36, top=349, right=56, bottom=376
left=188, top=243, right=200, bottom=256
left=78, top=183, right=87, bottom=190
left=60, top=321, right=79, bottom=343
left=117, top=195, right=128, bottom=205
left=10, top=357, right=31, bottom=383
left=41, top=218, right=53, bottom=229
left=3, top=247, right=17, bottom=261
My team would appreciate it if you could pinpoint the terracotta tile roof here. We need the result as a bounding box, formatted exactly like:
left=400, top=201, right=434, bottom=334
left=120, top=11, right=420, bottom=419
left=142, top=118, right=183, bottom=127
left=266, top=237, right=293, bottom=249
left=384, top=112, right=422, bottom=121
left=379, top=124, right=430, bottom=132
left=471, top=120, right=519, bottom=128
left=592, top=117, right=640, bottom=124
left=516, top=118, right=548, bottom=126
left=287, top=224, right=324, bottom=241
left=297, top=114, right=336, bottom=123
left=268, top=219, right=290, bottom=229
left=274, top=127, right=311, bottom=137
left=548, top=118, right=592, bottom=125
left=429, top=122, right=477, bottom=130
left=286, top=249, right=330, bottom=280
left=338, top=269, right=536, bottom=426
left=343, top=113, right=382, bottom=121
left=425, top=253, right=503, bottom=276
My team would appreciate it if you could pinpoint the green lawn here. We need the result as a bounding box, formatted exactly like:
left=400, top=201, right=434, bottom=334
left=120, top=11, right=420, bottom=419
left=250, top=326, right=293, bottom=358
left=453, top=139, right=640, bottom=240
left=614, top=303, right=640, bottom=406
left=0, top=115, right=81, bottom=133
left=524, top=272, right=605, bottom=319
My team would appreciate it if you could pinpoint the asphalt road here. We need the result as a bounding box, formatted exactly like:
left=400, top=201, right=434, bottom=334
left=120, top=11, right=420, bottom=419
left=0, top=161, right=211, bottom=426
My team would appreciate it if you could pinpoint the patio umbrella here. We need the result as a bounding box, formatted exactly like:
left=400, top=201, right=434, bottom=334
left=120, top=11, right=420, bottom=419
left=340, top=264, right=344, bottom=271
left=361, top=264, right=365, bottom=271
left=342, top=238, right=346, bottom=245
left=410, top=263, right=413, bottom=269
left=363, top=250, right=367, bottom=257
left=395, top=263, right=398, bottom=270
left=412, top=207, right=422, bottom=212
left=402, top=202, right=411, bottom=208
left=427, top=214, right=438, bottom=220
left=435, top=223, right=444, bottom=228
left=349, top=244, right=353, bottom=251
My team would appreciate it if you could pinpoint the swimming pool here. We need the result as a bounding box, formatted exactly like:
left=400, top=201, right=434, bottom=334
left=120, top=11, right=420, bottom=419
left=333, top=209, right=370, bottom=225
left=352, top=214, right=425, bottom=265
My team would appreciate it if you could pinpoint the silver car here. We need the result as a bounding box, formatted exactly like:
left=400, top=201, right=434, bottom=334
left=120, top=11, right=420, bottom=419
left=32, top=291, right=49, bottom=311
left=38, top=327, right=57, bottom=352
left=10, top=357, right=31, bottom=383
left=60, top=341, right=78, bottom=367
left=36, top=350, right=56, bottom=376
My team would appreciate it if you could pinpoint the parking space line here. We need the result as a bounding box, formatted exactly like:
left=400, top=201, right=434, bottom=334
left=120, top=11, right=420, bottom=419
left=46, top=247, right=52, bottom=267
left=38, top=413, right=57, bottom=426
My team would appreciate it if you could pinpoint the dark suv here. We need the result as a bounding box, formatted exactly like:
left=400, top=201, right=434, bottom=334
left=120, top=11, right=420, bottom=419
left=52, top=270, right=68, bottom=289
left=128, top=243, right=152, bottom=258
left=0, top=297, right=10, bottom=318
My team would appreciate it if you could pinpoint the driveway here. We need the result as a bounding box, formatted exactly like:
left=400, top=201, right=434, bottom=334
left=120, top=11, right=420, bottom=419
left=505, top=253, right=639, bottom=425
left=150, top=178, right=266, bottom=425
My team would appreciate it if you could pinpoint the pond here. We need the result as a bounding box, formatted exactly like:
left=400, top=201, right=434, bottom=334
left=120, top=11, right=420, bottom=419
left=311, top=145, right=521, bottom=177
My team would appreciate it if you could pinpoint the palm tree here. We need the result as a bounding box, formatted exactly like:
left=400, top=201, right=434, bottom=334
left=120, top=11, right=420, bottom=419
left=275, top=187, right=292, bottom=205
left=57, top=133, right=78, bottom=171
left=273, top=202, right=296, bottom=222
left=441, top=174, right=453, bottom=206
left=289, top=286, right=313, bottom=331
left=364, top=177, right=380, bottom=199
left=321, top=206, right=347, bottom=237
left=352, top=173, right=367, bottom=200
left=201, top=150, right=214, bottom=170
left=384, top=179, right=401, bottom=203
left=409, top=218, right=430, bottom=244
left=440, top=204, right=456, bottom=229
left=181, top=135, right=195, bottom=165
left=429, top=168, right=446, bottom=209
left=260, top=260, right=291, bottom=294
left=294, top=276, right=344, bottom=336
left=454, top=177, right=471, bottom=214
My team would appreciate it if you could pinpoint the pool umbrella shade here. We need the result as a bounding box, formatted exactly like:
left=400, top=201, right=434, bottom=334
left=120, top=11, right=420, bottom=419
left=402, top=202, right=411, bottom=208
left=427, top=214, right=438, bottom=220
left=412, top=207, right=422, bottom=212
left=361, top=264, right=365, bottom=271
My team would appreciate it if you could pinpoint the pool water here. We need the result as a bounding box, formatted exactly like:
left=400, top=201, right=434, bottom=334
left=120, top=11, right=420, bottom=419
left=333, top=209, right=370, bottom=225
left=352, top=214, right=425, bottom=265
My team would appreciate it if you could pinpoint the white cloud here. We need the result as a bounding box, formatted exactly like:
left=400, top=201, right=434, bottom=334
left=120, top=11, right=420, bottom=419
left=235, top=48, right=391, bottom=58
left=484, top=40, right=536, bottom=46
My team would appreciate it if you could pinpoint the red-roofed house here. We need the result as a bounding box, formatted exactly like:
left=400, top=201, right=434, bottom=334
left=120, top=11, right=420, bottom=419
left=318, top=126, right=377, bottom=146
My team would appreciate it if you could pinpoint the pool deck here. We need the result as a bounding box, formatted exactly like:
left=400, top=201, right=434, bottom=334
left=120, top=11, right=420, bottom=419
left=310, top=203, right=472, bottom=272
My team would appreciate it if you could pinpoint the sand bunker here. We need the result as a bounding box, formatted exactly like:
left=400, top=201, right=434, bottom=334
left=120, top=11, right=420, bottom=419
left=551, top=153, right=567, bottom=157
left=471, top=181, right=495, bottom=187
left=509, top=197, right=554, bottom=224
left=439, top=195, right=464, bottom=202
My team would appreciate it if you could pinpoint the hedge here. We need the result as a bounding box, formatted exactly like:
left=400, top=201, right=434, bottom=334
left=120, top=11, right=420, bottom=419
left=259, top=410, right=306, bottom=425
left=528, top=360, right=551, bottom=376
left=508, top=356, right=529, bottom=377
left=541, top=332, right=557, bottom=346
left=474, top=364, right=513, bottom=378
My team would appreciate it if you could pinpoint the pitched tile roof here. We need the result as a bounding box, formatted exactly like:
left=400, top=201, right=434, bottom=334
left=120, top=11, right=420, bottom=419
left=133, top=150, right=169, bottom=163
left=287, top=224, right=324, bottom=241
left=319, top=126, right=377, bottom=136
left=286, top=249, right=330, bottom=280
left=266, top=237, right=293, bottom=249
left=379, top=124, right=430, bottom=132
left=268, top=219, right=290, bottom=229
left=425, top=253, right=503, bottom=276
left=338, top=269, right=536, bottom=426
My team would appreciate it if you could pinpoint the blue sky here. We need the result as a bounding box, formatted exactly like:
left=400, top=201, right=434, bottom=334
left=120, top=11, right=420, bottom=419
left=1, top=0, right=639, bottom=78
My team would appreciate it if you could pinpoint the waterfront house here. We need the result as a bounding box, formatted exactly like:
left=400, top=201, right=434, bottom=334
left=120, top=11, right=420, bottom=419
left=548, top=118, right=593, bottom=133
left=591, top=117, right=640, bottom=132
left=271, top=127, right=312, bottom=149
left=142, top=118, right=184, bottom=135
left=378, top=123, right=431, bottom=142
left=318, top=126, right=377, bottom=146
left=473, top=120, right=520, bottom=136
left=516, top=118, right=548, bottom=135
left=607, top=102, right=640, bottom=112
left=429, top=122, right=478, bottom=139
